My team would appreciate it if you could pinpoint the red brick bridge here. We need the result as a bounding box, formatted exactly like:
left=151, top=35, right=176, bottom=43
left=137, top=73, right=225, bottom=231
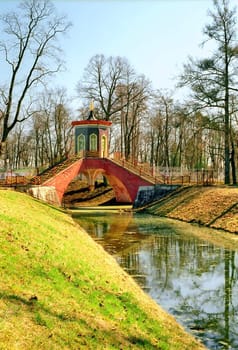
left=29, top=155, right=160, bottom=205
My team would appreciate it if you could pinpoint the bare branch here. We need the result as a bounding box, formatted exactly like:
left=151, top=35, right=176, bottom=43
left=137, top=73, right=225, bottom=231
left=0, top=0, right=71, bottom=156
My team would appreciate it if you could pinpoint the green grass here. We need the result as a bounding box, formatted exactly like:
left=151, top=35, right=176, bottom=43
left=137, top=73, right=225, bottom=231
left=0, top=190, right=205, bottom=349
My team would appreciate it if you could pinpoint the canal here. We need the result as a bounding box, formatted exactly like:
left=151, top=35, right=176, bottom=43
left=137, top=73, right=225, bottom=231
left=72, top=208, right=238, bottom=350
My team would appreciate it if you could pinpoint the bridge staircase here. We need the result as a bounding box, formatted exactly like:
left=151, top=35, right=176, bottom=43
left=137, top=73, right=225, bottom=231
left=109, top=158, right=164, bottom=185
left=29, top=155, right=81, bottom=185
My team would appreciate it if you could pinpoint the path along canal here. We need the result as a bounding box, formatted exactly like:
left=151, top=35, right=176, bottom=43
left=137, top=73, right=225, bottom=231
left=72, top=208, right=238, bottom=350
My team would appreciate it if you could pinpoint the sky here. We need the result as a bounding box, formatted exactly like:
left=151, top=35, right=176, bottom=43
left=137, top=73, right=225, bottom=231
left=0, top=0, right=238, bottom=111
left=54, top=0, right=215, bottom=102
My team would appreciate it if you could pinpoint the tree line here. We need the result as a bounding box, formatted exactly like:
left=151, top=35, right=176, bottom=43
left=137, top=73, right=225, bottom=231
left=0, top=0, right=238, bottom=185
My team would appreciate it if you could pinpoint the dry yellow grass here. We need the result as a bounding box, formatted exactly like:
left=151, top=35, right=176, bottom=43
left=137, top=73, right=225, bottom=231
left=147, top=186, right=238, bottom=234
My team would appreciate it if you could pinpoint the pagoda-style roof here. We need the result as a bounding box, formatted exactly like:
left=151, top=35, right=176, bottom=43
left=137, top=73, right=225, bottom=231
left=72, top=119, right=112, bottom=127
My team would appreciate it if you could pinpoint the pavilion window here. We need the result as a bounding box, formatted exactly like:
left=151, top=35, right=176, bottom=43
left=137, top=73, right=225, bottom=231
left=101, top=135, right=107, bottom=157
left=90, top=133, right=97, bottom=151
left=78, top=134, right=85, bottom=153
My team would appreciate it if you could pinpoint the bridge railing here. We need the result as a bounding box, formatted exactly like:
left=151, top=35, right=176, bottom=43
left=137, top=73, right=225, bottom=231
left=0, top=175, right=27, bottom=187
left=110, top=157, right=164, bottom=184
left=110, top=155, right=216, bottom=185
left=29, top=154, right=83, bottom=185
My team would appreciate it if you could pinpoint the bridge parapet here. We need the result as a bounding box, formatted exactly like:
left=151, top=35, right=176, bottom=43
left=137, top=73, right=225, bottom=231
left=29, top=155, right=81, bottom=185
left=110, top=158, right=164, bottom=185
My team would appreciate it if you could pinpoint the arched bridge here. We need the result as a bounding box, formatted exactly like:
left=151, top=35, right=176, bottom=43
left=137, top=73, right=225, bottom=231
left=29, top=156, right=159, bottom=205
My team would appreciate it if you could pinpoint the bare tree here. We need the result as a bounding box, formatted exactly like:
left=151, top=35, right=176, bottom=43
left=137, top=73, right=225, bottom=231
left=117, top=76, right=150, bottom=160
left=0, top=0, right=71, bottom=160
left=31, top=88, right=73, bottom=168
left=149, top=91, right=175, bottom=169
left=77, top=54, right=151, bottom=122
left=54, top=102, right=72, bottom=161
left=77, top=55, right=125, bottom=121
left=179, top=0, right=238, bottom=184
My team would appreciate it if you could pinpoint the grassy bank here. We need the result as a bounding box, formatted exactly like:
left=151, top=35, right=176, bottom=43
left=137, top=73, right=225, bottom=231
left=0, top=190, right=205, bottom=349
left=144, top=186, right=238, bottom=234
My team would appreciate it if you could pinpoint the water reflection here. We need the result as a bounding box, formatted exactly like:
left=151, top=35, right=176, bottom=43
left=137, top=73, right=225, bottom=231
left=73, top=210, right=148, bottom=254
left=73, top=211, right=238, bottom=350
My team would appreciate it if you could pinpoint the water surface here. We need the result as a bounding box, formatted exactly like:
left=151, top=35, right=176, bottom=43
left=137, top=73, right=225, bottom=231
left=73, top=209, right=238, bottom=350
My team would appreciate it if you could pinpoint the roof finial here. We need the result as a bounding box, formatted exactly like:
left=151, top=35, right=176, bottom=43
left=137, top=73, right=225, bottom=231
left=89, top=100, right=94, bottom=111
left=87, top=100, right=96, bottom=120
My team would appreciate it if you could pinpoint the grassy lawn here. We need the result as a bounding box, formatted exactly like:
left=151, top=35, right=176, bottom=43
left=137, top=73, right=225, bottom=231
left=0, top=190, right=205, bottom=349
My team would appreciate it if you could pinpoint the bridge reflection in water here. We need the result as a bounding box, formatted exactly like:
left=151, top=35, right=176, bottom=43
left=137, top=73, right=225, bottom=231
left=73, top=210, right=238, bottom=350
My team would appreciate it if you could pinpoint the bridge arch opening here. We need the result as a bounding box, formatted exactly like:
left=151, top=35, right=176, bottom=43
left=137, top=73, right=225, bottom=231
left=78, top=167, right=132, bottom=203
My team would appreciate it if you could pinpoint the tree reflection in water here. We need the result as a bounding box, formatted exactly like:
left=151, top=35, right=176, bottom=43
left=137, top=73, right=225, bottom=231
left=73, top=211, right=238, bottom=350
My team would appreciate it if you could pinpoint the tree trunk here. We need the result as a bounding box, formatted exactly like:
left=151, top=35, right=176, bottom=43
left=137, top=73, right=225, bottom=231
left=230, top=137, right=236, bottom=185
